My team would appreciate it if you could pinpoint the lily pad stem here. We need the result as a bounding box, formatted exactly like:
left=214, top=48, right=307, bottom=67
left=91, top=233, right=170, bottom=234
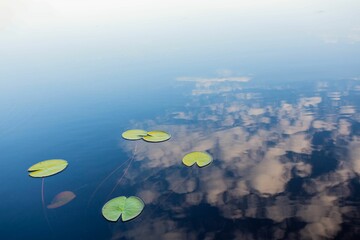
left=41, top=178, right=53, bottom=232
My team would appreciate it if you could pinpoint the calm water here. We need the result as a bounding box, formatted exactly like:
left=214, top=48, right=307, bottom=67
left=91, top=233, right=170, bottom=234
left=1, top=1, right=360, bottom=239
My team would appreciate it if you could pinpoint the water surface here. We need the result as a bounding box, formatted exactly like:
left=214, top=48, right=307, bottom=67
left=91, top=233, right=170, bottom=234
left=1, top=1, right=360, bottom=239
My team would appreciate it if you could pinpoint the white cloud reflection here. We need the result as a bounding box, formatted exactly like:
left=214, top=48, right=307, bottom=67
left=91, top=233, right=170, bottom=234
left=177, top=76, right=251, bottom=83
left=176, top=73, right=251, bottom=95
left=111, top=80, right=360, bottom=239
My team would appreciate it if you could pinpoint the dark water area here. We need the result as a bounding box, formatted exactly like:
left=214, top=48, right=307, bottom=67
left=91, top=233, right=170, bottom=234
left=2, top=79, right=360, bottom=240
left=1, top=1, right=360, bottom=240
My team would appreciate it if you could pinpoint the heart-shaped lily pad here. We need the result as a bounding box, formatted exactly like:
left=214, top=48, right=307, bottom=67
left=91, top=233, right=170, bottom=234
left=142, top=130, right=171, bottom=143
left=102, top=196, right=144, bottom=222
left=122, top=129, right=148, bottom=140
left=182, top=151, right=213, bottom=167
left=47, top=191, right=76, bottom=209
left=28, top=159, right=68, bottom=178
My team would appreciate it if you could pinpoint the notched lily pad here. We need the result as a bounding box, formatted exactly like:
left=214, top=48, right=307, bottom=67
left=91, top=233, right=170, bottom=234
left=28, top=159, right=68, bottom=178
left=102, top=196, right=144, bottom=222
left=122, top=129, right=148, bottom=140
left=182, top=151, right=213, bottom=167
left=47, top=191, right=76, bottom=209
left=142, top=130, right=171, bottom=143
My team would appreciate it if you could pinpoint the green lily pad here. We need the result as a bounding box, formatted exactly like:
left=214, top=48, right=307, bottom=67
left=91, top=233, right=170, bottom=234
left=182, top=151, right=213, bottom=167
left=122, top=129, right=148, bottom=140
left=28, top=159, right=68, bottom=178
left=142, top=130, right=171, bottom=142
left=102, top=196, right=144, bottom=222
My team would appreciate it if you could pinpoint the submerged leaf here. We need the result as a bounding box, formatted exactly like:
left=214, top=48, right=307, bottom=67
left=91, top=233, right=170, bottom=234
left=142, top=130, right=171, bottom=143
left=102, top=196, right=144, bottom=222
left=122, top=129, right=148, bottom=140
left=47, top=191, right=76, bottom=209
left=28, top=159, right=68, bottom=178
left=182, top=151, right=213, bottom=167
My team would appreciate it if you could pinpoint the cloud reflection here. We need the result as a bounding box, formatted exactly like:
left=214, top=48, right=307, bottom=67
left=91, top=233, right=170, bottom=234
left=113, top=79, right=360, bottom=239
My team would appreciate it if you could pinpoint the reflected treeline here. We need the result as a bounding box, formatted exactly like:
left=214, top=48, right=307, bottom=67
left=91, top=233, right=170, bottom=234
left=114, top=79, right=360, bottom=240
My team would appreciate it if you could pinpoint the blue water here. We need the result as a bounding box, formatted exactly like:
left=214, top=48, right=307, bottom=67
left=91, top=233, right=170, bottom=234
left=1, top=1, right=360, bottom=239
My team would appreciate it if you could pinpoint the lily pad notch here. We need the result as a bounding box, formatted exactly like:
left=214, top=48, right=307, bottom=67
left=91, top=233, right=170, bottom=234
left=102, top=196, right=145, bottom=222
left=28, top=159, right=68, bottom=178
left=121, top=129, right=148, bottom=140
left=182, top=151, right=213, bottom=168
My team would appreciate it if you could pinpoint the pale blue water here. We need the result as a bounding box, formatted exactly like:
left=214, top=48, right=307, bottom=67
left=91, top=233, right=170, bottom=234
left=1, top=1, right=360, bottom=239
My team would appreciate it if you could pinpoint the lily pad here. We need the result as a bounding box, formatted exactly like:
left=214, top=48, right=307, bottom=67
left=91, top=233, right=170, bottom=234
left=182, top=151, right=213, bottom=167
left=122, top=129, right=148, bottom=140
left=47, top=191, right=76, bottom=209
left=142, top=130, right=171, bottom=143
left=102, top=196, right=144, bottom=222
left=28, top=159, right=68, bottom=178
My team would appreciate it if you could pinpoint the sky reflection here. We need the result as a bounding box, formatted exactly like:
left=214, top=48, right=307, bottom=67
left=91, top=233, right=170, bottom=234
left=1, top=1, right=360, bottom=239
left=114, top=79, right=360, bottom=240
